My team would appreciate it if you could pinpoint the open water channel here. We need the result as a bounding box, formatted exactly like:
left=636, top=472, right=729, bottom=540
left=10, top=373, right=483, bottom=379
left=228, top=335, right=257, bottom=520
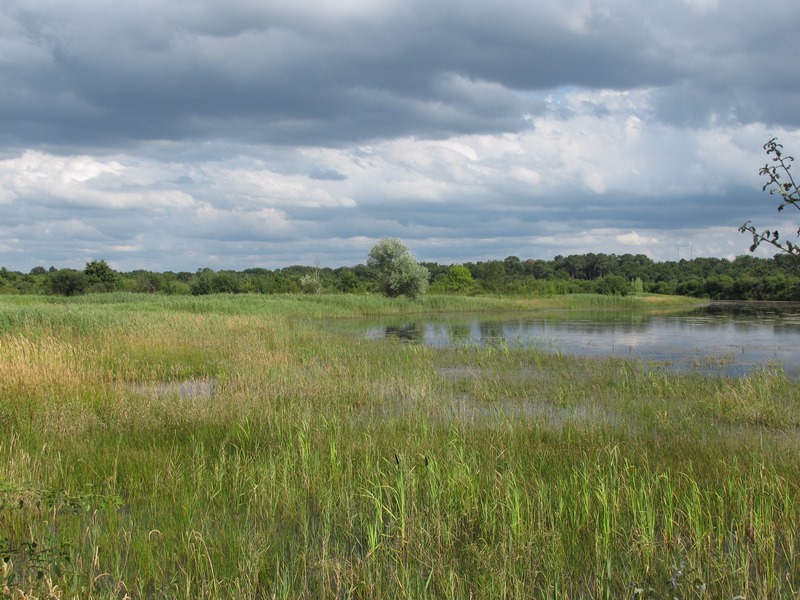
left=352, top=301, right=800, bottom=377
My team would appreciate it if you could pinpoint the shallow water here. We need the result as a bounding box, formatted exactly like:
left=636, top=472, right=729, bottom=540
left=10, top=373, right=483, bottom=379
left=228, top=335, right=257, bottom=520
left=353, top=301, right=800, bottom=377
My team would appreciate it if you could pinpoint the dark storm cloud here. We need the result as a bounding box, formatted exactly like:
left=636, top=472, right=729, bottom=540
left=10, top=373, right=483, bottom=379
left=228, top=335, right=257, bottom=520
left=8, top=0, right=793, bottom=152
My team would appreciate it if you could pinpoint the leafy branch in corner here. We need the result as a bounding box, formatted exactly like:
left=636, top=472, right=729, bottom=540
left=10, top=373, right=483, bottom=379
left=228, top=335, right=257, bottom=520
left=740, top=137, right=800, bottom=257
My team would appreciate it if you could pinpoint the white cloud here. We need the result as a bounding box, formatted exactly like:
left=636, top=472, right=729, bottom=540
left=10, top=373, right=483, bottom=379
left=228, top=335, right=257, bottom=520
left=214, top=167, right=357, bottom=208
left=192, top=203, right=291, bottom=240
left=0, top=151, right=194, bottom=210
left=616, top=231, right=659, bottom=246
left=681, top=0, right=719, bottom=14
left=4, top=151, right=122, bottom=187
left=0, top=186, right=14, bottom=204
left=509, top=167, right=542, bottom=186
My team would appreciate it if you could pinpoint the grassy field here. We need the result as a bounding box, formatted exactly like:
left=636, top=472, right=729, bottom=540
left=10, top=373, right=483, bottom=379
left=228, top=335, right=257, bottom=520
left=0, top=293, right=798, bottom=598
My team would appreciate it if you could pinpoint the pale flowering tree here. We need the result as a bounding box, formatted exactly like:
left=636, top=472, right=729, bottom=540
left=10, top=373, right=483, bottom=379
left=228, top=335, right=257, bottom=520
left=367, top=238, right=429, bottom=299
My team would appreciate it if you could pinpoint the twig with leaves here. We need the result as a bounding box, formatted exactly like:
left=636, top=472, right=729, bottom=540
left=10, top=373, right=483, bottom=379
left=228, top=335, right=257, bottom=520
left=740, top=137, right=800, bottom=257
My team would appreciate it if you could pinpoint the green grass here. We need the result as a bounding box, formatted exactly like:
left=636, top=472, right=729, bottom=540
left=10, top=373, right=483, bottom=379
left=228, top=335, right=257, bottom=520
left=1, top=293, right=797, bottom=598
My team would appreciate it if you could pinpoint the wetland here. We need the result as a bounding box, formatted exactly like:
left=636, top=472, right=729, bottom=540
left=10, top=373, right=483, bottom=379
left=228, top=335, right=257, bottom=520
left=0, top=293, right=798, bottom=598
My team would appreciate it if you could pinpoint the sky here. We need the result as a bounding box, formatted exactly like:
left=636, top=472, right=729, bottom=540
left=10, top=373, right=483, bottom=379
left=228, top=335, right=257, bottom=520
left=2, top=0, right=800, bottom=272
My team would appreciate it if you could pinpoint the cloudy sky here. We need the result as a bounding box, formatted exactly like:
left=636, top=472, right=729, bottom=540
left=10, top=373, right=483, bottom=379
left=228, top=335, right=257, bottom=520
left=2, top=0, right=800, bottom=272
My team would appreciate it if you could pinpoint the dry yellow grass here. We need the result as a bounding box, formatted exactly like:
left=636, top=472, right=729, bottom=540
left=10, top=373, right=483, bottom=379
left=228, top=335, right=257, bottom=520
left=0, top=334, right=96, bottom=398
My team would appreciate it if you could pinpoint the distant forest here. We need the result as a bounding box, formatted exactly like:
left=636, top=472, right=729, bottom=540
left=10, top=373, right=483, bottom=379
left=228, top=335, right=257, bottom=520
left=1, top=252, right=799, bottom=301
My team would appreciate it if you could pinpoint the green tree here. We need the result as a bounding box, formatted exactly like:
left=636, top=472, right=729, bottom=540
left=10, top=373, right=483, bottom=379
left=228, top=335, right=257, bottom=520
left=476, top=260, right=506, bottom=292
left=132, top=270, right=164, bottom=293
left=503, top=256, right=522, bottom=279
left=740, top=138, right=800, bottom=258
left=522, top=259, right=553, bottom=279
left=84, top=259, right=119, bottom=292
left=50, top=269, right=89, bottom=296
left=190, top=270, right=214, bottom=295
left=367, top=238, right=429, bottom=299
left=444, top=264, right=474, bottom=293
left=703, top=274, right=734, bottom=299
left=334, top=268, right=360, bottom=292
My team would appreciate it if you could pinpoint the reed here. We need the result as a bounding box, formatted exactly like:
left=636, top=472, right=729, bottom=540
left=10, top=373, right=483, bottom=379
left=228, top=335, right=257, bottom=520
left=0, top=294, right=796, bottom=598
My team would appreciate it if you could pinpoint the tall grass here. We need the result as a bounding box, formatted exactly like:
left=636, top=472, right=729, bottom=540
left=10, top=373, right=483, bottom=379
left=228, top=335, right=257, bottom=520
left=0, top=293, right=797, bottom=598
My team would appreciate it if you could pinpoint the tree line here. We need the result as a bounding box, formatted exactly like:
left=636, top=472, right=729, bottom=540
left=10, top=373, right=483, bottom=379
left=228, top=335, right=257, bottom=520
left=1, top=252, right=799, bottom=301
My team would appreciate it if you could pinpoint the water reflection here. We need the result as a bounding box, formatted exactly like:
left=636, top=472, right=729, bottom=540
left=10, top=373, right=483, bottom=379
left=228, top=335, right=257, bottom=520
left=384, top=323, right=424, bottom=343
left=360, top=302, right=800, bottom=377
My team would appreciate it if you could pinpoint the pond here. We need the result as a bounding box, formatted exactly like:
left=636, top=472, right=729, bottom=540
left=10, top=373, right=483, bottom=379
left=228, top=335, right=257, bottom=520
left=352, top=301, right=800, bottom=377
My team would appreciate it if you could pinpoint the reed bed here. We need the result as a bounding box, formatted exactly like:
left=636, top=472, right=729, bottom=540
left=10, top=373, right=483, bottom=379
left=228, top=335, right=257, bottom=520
left=0, top=293, right=797, bottom=598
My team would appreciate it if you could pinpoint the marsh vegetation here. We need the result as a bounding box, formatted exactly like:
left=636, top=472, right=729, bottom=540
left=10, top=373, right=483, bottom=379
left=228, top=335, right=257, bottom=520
left=1, top=293, right=798, bottom=598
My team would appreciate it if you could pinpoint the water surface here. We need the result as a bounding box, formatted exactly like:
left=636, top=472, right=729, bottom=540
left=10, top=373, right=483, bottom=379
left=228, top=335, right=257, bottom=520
left=353, top=301, right=800, bottom=377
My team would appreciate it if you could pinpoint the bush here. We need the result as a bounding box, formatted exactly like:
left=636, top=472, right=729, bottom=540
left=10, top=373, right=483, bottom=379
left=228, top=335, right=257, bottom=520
left=593, top=274, right=631, bottom=296
left=190, top=270, right=243, bottom=295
